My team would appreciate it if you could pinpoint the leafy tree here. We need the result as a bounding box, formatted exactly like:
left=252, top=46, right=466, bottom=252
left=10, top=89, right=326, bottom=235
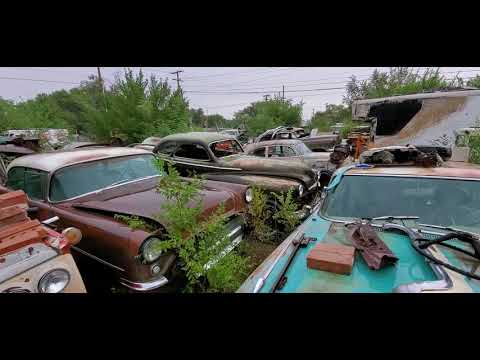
left=84, top=69, right=190, bottom=143
left=467, top=75, right=480, bottom=89
left=310, top=103, right=351, bottom=132
left=233, top=96, right=303, bottom=136
left=344, top=67, right=464, bottom=105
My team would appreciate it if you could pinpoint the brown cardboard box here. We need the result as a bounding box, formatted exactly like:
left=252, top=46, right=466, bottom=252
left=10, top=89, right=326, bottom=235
left=307, top=243, right=355, bottom=275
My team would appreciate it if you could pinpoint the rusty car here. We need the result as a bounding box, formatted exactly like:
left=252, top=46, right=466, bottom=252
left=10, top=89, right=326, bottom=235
left=0, top=135, right=41, bottom=184
left=0, top=147, right=250, bottom=292
left=238, top=146, right=480, bottom=293
left=152, top=132, right=321, bottom=210
left=0, top=190, right=86, bottom=293
left=130, top=136, right=163, bottom=151
left=255, top=126, right=340, bottom=152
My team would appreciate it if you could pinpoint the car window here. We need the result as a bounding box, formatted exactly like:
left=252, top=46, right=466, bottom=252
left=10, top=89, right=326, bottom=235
left=6, top=167, right=25, bottom=190
left=268, top=145, right=297, bottom=158
left=174, top=144, right=210, bottom=160
left=156, top=141, right=177, bottom=155
left=7, top=167, right=48, bottom=200
left=50, top=154, right=160, bottom=202
left=252, top=147, right=266, bottom=157
left=210, top=140, right=243, bottom=158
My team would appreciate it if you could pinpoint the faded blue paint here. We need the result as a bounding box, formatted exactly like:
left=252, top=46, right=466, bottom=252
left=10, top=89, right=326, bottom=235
left=260, top=217, right=438, bottom=293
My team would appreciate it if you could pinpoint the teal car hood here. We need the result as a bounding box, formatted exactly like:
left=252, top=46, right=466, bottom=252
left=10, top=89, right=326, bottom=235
left=238, top=213, right=480, bottom=293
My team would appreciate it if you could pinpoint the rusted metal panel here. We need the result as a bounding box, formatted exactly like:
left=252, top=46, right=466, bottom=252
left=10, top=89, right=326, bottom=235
left=352, top=90, right=480, bottom=147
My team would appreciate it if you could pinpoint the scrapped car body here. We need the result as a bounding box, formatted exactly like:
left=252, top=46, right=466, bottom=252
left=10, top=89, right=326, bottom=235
left=0, top=136, right=40, bottom=183
left=131, top=137, right=163, bottom=152
left=238, top=148, right=480, bottom=293
left=351, top=89, right=480, bottom=148
left=0, top=191, right=86, bottom=293
left=0, top=147, right=249, bottom=292
left=245, top=139, right=332, bottom=169
left=255, top=126, right=340, bottom=152
left=153, top=132, right=320, bottom=204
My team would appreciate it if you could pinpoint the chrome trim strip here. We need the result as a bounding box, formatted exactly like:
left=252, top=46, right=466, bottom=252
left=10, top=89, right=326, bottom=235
left=71, top=246, right=125, bottom=272
left=119, top=276, right=169, bottom=291
left=48, top=175, right=161, bottom=204
left=204, top=232, right=243, bottom=271
left=169, top=159, right=242, bottom=171
left=42, top=216, right=59, bottom=225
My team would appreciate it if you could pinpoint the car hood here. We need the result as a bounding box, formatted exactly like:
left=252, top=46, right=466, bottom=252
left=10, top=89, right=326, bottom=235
left=70, top=177, right=241, bottom=228
left=238, top=216, right=480, bottom=293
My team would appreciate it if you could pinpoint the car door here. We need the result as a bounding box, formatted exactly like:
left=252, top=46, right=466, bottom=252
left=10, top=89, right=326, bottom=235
left=251, top=146, right=267, bottom=158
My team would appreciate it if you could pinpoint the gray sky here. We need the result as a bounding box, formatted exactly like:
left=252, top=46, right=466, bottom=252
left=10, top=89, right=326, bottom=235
left=0, top=67, right=478, bottom=121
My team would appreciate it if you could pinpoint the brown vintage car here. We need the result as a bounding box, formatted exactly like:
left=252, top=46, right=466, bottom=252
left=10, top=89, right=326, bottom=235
left=255, top=126, right=340, bottom=152
left=0, top=148, right=249, bottom=292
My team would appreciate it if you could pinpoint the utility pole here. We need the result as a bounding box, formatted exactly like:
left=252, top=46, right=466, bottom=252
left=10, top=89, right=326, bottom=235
left=282, top=85, right=285, bottom=101
left=170, top=70, right=184, bottom=91
left=97, top=67, right=107, bottom=112
left=263, top=94, right=270, bottom=101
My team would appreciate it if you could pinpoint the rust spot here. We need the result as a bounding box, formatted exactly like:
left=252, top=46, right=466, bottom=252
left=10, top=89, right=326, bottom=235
left=28, top=247, right=34, bottom=255
left=0, top=258, right=5, bottom=263
left=24, top=278, right=30, bottom=282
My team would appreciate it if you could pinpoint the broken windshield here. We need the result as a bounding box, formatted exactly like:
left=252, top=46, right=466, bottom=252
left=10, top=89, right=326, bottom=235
left=322, top=175, right=480, bottom=233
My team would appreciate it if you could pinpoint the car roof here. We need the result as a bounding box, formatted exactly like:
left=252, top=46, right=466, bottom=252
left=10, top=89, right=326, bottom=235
left=7, top=147, right=151, bottom=173
left=344, top=161, right=480, bottom=179
left=142, top=137, right=163, bottom=145
left=159, top=132, right=236, bottom=145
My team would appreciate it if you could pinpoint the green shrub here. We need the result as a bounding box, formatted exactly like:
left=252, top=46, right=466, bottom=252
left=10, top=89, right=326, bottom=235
left=246, top=186, right=275, bottom=242
left=272, top=189, right=301, bottom=235
left=152, top=159, right=250, bottom=293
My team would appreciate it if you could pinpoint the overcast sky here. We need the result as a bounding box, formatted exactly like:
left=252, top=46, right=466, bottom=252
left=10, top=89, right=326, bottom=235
left=0, top=67, right=478, bottom=121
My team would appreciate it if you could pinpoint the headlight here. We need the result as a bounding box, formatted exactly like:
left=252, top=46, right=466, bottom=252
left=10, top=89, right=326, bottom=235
left=245, top=187, right=254, bottom=203
left=141, top=237, right=163, bottom=263
left=298, top=184, right=304, bottom=197
left=38, top=269, right=70, bottom=293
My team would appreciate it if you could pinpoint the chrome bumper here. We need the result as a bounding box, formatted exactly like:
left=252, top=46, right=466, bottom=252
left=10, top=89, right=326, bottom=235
left=119, top=276, right=169, bottom=292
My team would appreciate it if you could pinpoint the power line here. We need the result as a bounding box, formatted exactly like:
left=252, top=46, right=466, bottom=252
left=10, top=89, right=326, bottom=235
left=184, top=86, right=345, bottom=95
left=0, top=76, right=79, bottom=84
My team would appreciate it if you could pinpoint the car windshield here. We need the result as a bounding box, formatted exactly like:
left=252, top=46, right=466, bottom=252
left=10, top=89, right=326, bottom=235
left=322, top=175, right=480, bottom=233
left=210, top=139, right=244, bottom=158
left=296, top=142, right=312, bottom=155
left=50, top=154, right=160, bottom=201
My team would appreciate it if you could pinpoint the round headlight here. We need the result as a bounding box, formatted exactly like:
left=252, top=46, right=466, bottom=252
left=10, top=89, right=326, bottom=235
left=245, top=187, right=254, bottom=203
left=142, top=237, right=163, bottom=263
left=298, top=184, right=304, bottom=197
left=38, top=269, right=70, bottom=293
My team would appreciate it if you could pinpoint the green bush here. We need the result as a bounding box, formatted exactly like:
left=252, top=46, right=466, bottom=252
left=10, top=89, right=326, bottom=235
left=152, top=159, right=250, bottom=293
left=272, top=189, right=301, bottom=235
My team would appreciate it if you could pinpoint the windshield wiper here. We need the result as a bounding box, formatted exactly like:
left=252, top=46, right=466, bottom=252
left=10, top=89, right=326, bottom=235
left=370, top=215, right=420, bottom=221
left=418, top=223, right=480, bottom=239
